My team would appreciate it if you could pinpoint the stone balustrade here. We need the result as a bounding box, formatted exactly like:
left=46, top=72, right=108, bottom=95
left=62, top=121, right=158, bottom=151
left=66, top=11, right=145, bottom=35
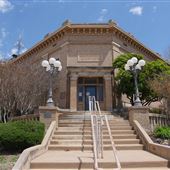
left=149, top=113, right=170, bottom=132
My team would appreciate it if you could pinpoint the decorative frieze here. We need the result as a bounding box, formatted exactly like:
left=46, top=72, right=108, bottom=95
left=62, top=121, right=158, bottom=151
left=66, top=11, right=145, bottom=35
left=11, top=22, right=162, bottom=65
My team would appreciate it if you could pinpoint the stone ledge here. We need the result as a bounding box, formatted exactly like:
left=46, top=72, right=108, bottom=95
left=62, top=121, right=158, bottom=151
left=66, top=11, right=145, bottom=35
left=12, top=121, right=56, bottom=170
left=133, top=120, right=170, bottom=161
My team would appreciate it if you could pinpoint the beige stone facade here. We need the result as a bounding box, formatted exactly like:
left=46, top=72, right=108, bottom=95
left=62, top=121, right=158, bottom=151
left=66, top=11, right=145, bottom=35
left=11, top=20, right=163, bottom=111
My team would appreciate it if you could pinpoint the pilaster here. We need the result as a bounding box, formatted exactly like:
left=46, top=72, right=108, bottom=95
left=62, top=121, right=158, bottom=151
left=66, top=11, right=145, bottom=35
left=104, top=74, right=113, bottom=111
left=70, top=74, right=78, bottom=111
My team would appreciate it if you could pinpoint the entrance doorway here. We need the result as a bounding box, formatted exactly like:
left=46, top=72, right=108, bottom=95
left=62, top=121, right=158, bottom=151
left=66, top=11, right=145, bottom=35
left=77, top=77, right=104, bottom=110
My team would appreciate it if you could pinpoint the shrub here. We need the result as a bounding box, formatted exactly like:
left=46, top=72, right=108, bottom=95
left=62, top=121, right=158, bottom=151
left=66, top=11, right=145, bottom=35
left=0, top=121, right=45, bottom=151
left=154, top=126, right=170, bottom=139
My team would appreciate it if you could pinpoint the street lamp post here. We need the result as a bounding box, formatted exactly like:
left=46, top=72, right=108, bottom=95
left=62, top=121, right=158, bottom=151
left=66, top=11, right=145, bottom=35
left=124, top=57, right=146, bottom=106
left=41, top=58, right=62, bottom=106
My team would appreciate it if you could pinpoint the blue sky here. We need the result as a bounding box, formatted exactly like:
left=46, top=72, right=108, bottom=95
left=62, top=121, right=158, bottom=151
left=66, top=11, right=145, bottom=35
left=0, top=0, right=170, bottom=60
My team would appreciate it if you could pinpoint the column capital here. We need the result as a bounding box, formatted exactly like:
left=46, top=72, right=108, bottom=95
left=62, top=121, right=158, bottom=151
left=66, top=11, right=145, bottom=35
left=70, top=74, right=78, bottom=81
left=104, top=74, right=112, bottom=80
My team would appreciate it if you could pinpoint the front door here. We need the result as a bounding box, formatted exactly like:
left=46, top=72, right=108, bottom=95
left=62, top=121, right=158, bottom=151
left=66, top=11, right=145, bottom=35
left=85, top=86, right=96, bottom=110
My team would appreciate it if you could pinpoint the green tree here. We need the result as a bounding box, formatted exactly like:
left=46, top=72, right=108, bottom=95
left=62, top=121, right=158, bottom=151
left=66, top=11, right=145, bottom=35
left=113, top=53, right=170, bottom=106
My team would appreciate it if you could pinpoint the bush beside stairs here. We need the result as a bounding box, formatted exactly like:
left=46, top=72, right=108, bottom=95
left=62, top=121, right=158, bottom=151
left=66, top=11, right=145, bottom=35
left=30, top=112, right=170, bottom=170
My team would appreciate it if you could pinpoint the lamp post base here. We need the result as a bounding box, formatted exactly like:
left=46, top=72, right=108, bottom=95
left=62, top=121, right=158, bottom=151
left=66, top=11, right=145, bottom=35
left=47, top=98, right=54, bottom=107
left=134, top=97, right=142, bottom=107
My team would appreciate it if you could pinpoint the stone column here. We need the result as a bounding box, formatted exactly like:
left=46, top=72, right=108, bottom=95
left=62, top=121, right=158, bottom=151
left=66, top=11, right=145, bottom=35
left=104, top=75, right=113, bottom=111
left=39, top=106, right=62, bottom=130
left=70, top=74, right=78, bottom=111
left=128, top=106, right=151, bottom=132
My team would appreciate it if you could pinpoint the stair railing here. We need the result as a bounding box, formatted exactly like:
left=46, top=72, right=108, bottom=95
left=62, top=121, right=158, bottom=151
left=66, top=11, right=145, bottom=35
left=95, top=100, right=121, bottom=170
left=91, top=97, right=121, bottom=169
left=104, top=115, right=121, bottom=170
left=95, top=101, right=104, bottom=158
left=89, top=96, right=97, bottom=112
left=91, top=114, right=99, bottom=170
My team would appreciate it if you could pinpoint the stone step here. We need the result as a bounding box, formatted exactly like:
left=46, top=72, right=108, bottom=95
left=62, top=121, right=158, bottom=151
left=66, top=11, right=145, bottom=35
left=59, top=118, right=125, bottom=121
left=54, top=130, right=135, bottom=135
left=30, top=168, right=170, bottom=170
left=58, top=123, right=130, bottom=127
left=59, top=112, right=112, bottom=116
left=59, top=120, right=129, bottom=124
left=48, top=144, right=144, bottom=151
left=57, top=126, right=132, bottom=130
left=30, top=151, right=168, bottom=169
left=52, top=134, right=137, bottom=140
left=50, top=139, right=140, bottom=145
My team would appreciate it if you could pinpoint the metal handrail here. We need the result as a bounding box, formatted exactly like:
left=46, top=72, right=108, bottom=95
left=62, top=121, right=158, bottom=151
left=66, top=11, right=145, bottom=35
left=89, top=96, right=97, bottom=112
left=95, top=101, right=101, bottom=115
left=90, top=97, right=121, bottom=169
left=91, top=115, right=99, bottom=170
left=105, top=115, right=121, bottom=170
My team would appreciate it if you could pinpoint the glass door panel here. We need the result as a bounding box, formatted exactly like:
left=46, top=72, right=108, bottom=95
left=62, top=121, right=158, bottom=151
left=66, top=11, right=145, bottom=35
left=85, top=86, right=96, bottom=110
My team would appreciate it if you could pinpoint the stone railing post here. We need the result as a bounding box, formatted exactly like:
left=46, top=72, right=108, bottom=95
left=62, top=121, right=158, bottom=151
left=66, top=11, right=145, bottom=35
left=39, top=106, right=62, bottom=130
left=128, top=106, right=151, bottom=133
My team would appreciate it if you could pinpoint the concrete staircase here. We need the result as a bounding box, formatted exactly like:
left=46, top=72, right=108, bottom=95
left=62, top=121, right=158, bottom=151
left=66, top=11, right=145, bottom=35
left=30, top=112, right=170, bottom=170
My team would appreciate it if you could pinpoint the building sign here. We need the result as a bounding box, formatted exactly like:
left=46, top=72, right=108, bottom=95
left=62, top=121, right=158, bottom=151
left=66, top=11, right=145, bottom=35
left=44, top=112, right=52, bottom=118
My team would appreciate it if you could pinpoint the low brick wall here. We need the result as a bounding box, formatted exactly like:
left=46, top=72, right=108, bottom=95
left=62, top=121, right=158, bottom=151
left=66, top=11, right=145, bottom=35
left=11, top=114, right=39, bottom=122
left=12, top=121, right=56, bottom=170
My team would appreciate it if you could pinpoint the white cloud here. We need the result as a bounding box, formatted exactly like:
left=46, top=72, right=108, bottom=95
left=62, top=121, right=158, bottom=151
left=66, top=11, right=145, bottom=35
left=101, top=8, right=108, bottom=14
left=1, top=28, right=8, bottom=38
left=153, top=6, right=157, bottom=13
left=58, top=0, right=65, bottom=3
left=0, top=28, right=8, bottom=47
left=11, top=47, right=27, bottom=55
left=98, top=8, right=108, bottom=22
left=129, top=6, right=143, bottom=16
left=21, top=48, right=27, bottom=53
left=0, top=0, right=14, bottom=13
left=11, top=47, right=18, bottom=55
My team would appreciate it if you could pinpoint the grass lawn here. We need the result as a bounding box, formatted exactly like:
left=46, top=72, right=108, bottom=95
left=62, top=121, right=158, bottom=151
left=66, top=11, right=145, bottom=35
left=0, top=154, right=19, bottom=170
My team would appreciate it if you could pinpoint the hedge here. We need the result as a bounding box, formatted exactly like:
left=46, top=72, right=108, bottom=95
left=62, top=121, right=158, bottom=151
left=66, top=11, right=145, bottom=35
left=0, top=121, right=45, bottom=151
left=154, top=126, right=170, bottom=140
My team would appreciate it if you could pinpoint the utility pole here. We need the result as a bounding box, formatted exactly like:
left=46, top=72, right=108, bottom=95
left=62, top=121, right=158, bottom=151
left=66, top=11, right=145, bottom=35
left=12, top=34, right=26, bottom=58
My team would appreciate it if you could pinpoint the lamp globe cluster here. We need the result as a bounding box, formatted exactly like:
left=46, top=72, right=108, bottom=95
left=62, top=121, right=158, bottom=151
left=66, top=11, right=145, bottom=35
left=41, top=57, right=62, bottom=106
left=124, top=57, right=146, bottom=107
left=124, top=57, right=146, bottom=71
left=41, top=57, right=62, bottom=72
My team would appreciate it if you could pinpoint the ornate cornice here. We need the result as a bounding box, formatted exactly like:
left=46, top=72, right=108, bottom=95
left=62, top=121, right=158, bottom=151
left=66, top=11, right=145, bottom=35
left=10, top=20, right=163, bottom=64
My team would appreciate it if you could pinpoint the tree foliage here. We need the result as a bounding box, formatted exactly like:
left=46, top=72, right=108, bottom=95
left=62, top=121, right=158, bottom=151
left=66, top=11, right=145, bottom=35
left=113, top=53, right=170, bottom=106
left=149, top=74, right=170, bottom=114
